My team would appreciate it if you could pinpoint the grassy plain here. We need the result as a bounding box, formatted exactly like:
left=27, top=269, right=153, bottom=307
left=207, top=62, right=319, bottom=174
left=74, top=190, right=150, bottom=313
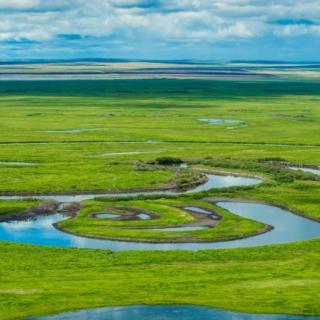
left=0, top=79, right=319, bottom=319
left=1, top=239, right=320, bottom=320
left=0, top=201, right=37, bottom=216
left=0, top=80, right=319, bottom=193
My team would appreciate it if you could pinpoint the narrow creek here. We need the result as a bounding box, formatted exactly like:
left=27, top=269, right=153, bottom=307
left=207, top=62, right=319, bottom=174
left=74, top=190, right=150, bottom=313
left=0, top=173, right=261, bottom=202
left=289, top=166, right=320, bottom=176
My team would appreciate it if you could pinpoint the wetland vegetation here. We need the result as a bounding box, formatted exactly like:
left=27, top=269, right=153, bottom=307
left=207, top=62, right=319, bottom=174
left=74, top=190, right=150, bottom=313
left=0, top=78, right=319, bottom=319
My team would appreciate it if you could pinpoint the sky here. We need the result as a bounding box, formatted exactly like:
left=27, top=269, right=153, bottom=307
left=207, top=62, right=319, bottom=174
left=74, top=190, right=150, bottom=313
left=0, top=0, right=319, bottom=61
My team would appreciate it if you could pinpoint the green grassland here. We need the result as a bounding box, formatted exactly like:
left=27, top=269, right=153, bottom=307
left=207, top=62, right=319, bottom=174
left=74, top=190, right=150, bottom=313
left=1, top=239, right=320, bottom=320
left=0, top=200, right=37, bottom=216
left=0, top=80, right=319, bottom=193
left=0, top=79, right=320, bottom=319
left=0, top=80, right=320, bottom=145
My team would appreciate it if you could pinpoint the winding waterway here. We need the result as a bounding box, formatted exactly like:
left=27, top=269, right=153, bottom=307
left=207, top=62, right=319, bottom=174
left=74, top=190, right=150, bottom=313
left=1, top=172, right=320, bottom=320
left=1, top=201, right=320, bottom=251
left=0, top=173, right=261, bottom=202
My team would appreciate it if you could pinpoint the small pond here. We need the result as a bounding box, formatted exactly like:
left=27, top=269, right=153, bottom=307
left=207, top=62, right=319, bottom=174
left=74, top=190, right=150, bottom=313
left=199, top=118, right=247, bottom=130
left=137, top=213, right=151, bottom=220
left=199, top=118, right=243, bottom=125
left=0, top=161, right=37, bottom=166
left=95, top=213, right=119, bottom=219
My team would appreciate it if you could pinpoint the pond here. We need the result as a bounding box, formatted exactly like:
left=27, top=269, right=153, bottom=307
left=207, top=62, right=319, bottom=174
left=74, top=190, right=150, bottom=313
left=25, top=305, right=320, bottom=320
left=199, top=118, right=243, bottom=124
left=137, top=213, right=151, bottom=220
left=199, top=119, right=247, bottom=130
left=95, top=213, right=119, bottom=219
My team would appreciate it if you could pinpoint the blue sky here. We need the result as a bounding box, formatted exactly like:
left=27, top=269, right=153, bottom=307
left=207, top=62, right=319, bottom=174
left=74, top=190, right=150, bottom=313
left=0, top=0, right=319, bottom=61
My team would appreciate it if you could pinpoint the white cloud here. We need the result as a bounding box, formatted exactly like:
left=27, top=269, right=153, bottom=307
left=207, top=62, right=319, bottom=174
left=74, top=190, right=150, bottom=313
left=0, top=0, right=319, bottom=59
left=0, top=0, right=39, bottom=9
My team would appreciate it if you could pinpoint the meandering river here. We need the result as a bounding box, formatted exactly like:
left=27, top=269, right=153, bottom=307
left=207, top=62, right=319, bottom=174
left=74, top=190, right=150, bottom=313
left=0, top=173, right=261, bottom=202
left=1, top=173, right=319, bottom=320
left=2, top=201, right=320, bottom=251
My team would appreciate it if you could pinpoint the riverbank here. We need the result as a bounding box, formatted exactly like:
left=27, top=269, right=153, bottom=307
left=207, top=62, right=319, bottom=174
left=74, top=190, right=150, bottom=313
left=1, top=238, right=320, bottom=320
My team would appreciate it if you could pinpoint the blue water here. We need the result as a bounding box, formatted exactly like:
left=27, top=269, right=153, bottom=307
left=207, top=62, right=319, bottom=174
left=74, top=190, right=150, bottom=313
left=95, top=213, right=151, bottom=220
left=199, top=118, right=243, bottom=124
left=185, top=174, right=261, bottom=194
left=137, top=213, right=151, bottom=220
left=1, top=173, right=319, bottom=320
left=25, top=305, right=320, bottom=320
left=1, top=201, right=320, bottom=251
left=198, top=118, right=247, bottom=131
left=95, top=213, right=119, bottom=219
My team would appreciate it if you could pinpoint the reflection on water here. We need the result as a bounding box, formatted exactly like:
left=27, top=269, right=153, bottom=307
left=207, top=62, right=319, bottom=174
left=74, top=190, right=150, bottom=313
left=25, top=305, right=320, bottom=320
left=95, top=213, right=119, bottom=219
left=186, top=174, right=261, bottom=193
left=1, top=202, right=320, bottom=251
left=137, top=214, right=151, bottom=220
left=199, top=118, right=247, bottom=130
left=0, top=161, right=37, bottom=166
left=199, top=118, right=243, bottom=124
